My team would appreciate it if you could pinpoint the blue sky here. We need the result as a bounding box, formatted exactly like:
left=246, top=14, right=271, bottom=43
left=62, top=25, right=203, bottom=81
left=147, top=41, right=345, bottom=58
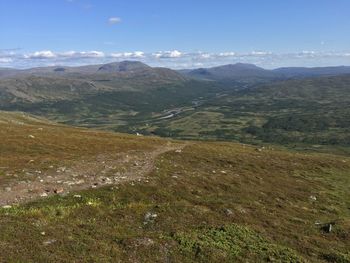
left=1, top=0, right=350, bottom=68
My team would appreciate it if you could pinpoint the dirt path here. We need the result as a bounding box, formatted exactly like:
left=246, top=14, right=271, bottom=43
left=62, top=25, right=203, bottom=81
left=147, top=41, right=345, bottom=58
left=0, top=142, right=188, bottom=206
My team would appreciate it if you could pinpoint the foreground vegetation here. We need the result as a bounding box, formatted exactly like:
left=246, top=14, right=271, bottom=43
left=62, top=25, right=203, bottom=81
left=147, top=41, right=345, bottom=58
left=0, top=111, right=349, bottom=262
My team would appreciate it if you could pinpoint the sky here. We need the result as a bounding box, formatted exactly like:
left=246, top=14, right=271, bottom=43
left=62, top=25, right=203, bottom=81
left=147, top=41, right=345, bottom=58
left=1, top=0, right=350, bottom=69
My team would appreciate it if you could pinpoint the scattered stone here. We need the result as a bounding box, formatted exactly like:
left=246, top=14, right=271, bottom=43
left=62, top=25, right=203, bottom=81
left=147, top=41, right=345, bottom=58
left=135, top=237, right=154, bottom=247
left=324, top=223, right=333, bottom=233
left=75, top=179, right=85, bottom=185
left=73, top=195, right=82, bottom=198
left=144, top=212, right=158, bottom=224
left=224, top=208, right=233, bottom=216
left=5, top=187, right=11, bottom=192
left=57, top=167, right=66, bottom=173
left=309, top=195, right=317, bottom=201
left=220, top=170, right=227, bottom=174
left=40, top=232, right=46, bottom=236
left=175, top=149, right=182, bottom=153
left=28, top=135, right=35, bottom=139
left=2, top=205, right=12, bottom=209
left=43, top=239, right=57, bottom=246
left=40, top=193, right=48, bottom=197
left=54, top=188, right=64, bottom=194
left=237, top=207, right=247, bottom=214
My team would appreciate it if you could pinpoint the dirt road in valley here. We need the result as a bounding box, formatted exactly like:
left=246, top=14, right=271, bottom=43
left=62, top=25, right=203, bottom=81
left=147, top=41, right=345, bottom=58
left=0, top=142, right=188, bottom=206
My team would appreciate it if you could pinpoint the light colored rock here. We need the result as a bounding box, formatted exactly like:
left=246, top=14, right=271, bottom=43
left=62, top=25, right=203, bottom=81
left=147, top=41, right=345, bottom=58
left=224, top=208, right=233, bottom=216
left=144, top=212, right=158, bottom=224
left=310, top=195, right=317, bottom=201
left=43, top=239, right=56, bottom=246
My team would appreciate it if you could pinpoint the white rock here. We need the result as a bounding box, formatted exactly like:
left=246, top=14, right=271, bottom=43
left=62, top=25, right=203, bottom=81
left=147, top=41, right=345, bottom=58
left=310, top=195, right=317, bottom=201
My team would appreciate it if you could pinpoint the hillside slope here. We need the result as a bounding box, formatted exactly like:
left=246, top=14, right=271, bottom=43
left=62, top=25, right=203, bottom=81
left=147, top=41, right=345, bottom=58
left=181, top=63, right=280, bottom=82
left=0, top=61, right=187, bottom=108
left=0, top=111, right=349, bottom=262
left=180, top=63, right=350, bottom=81
left=128, top=74, right=350, bottom=154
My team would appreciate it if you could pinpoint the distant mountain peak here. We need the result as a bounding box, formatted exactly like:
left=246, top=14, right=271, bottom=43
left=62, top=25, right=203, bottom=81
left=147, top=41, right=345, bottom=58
left=98, top=61, right=151, bottom=73
left=182, top=63, right=274, bottom=80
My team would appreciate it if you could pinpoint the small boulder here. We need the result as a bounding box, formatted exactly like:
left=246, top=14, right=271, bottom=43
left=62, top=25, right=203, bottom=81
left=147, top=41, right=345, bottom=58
left=144, top=212, right=158, bottom=224
left=43, top=239, right=57, bottom=246
left=224, top=208, right=234, bottom=216
left=309, top=195, right=317, bottom=201
left=53, top=188, right=64, bottom=194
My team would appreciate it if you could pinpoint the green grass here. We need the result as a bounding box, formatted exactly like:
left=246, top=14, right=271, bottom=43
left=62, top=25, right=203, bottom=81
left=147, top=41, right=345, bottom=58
left=0, top=115, right=349, bottom=263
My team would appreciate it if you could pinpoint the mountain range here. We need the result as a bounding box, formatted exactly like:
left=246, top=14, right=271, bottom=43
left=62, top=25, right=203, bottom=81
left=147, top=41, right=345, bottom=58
left=179, top=63, right=350, bottom=81
left=3, top=61, right=350, bottom=80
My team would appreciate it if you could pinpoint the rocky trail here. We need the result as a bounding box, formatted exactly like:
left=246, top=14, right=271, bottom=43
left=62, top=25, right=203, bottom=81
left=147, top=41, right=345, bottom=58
left=0, top=142, right=188, bottom=206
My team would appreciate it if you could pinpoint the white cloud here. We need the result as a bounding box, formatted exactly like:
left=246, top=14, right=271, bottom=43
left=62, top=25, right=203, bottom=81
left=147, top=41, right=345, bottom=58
left=111, top=51, right=144, bottom=58
left=108, top=17, right=122, bottom=25
left=25, top=50, right=56, bottom=59
left=59, top=51, right=105, bottom=58
left=218, top=52, right=236, bottom=57
left=200, top=53, right=211, bottom=59
left=153, top=50, right=183, bottom=58
left=75, top=51, right=105, bottom=58
left=251, top=51, right=272, bottom=56
left=0, top=58, right=13, bottom=63
left=4, top=49, right=350, bottom=69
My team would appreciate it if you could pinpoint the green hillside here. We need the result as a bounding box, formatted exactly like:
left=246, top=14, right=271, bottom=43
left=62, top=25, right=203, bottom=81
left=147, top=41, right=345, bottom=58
left=0, top=111, right=349, bottom=262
